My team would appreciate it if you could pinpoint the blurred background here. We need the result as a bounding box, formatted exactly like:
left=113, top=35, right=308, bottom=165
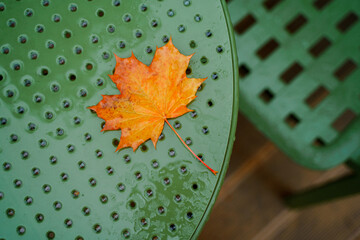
left=200, top=112, right=359, bottom=240
left=201, top=0, right=360, bottom=239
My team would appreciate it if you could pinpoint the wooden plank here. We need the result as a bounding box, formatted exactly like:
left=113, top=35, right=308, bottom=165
left=252, top=165, right=350, bottom=240
left=226, top=112, right=269, bottom=176
left=200, top=140, right=351, bottom=239
left=215, top=142, right=277, bottom=205
left=199, top=173, right=285, bottom=240
left=274, top=194, right=360, bottom=240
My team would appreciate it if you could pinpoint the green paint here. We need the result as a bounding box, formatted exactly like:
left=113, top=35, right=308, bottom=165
left=230, top=0, right=360, bottom=170
left=0, top=0, right=238, bottom=239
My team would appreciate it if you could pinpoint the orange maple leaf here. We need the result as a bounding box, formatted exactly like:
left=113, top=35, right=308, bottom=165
left=89, top=39, right=217, bottom=175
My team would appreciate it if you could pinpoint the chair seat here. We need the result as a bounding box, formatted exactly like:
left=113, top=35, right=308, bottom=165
left=229, top=0, right=360, bottom=170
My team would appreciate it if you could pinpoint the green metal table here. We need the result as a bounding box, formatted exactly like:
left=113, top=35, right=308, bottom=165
left=0, top=0, right=238, bottom=239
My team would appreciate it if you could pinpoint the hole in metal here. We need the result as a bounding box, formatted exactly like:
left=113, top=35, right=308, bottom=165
left=308, top=36, right=332, bottom=58
left=285, top=13, right=308, bottom=34
left=331, top=109, right=357, bottom=132
left=234, top=13, right=257, bottom=35
left=337, top=12, right=359, bottom=32
left=333, top=59, right=357, bottom=82
left=305, top=85, right=329, bottom=108
left=259, top=88, right=275, bottom=103
left=280, top=62, right=304, bottom=84
left=263, top=0, right=283, bottom=11
left=285, top=113, right=300, bottom=128
left=313, top=0, right=333, bottom=10
left=256, top=38, right=280, bottom=60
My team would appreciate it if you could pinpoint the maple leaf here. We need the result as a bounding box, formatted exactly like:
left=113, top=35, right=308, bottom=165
left=89, top=38, right=217, bottom=175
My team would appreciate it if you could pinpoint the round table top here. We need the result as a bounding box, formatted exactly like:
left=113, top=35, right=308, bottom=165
left=0, top=0, right=238, bottom=239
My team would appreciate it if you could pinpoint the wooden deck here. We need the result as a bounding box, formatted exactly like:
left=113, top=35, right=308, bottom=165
left=200, top=112, right=360, bottom=240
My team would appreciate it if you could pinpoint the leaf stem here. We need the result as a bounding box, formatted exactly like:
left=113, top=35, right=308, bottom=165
left=165, top=118, right=218, bottom=176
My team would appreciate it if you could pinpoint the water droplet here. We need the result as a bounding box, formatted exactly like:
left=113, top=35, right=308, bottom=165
left=69, top=4, right=77, bottom=12
left=107, top=25, right=115, bottom=33
left=167, top=9, right=174, bottom=17
left=35, top=213, right=44, bottom=222
left=49, top=156, right=57, bottom=164
left=74, top=117, right=81, bottom=124
left=202, top=127, right=209, bottom=134
left=36, top=24, right=44, bottom=33
left=84, top=133, right=91, bottom=141
left=169, top=224, right=176, bottom=232
left=64, top=218, right=73, bottom=228
left=194, top=14, right=202, bottom=22
left=3, top=162, right=11, bottom=171
left=1, top=117, right=7, bottom=125
left=211, top=72, right=218, bottom=80
left=78, top=161, right=85, bottom=169
left=152, top=160, right=159, bottom=168
left=168, top=149, right=175, bottom=157
left=178, top=25, right=185, bottom=32
left=175, top=194, right=181, bottom=202
left=10, top=134, right=18, bottom=142
left=146, top=189, right=153, bottom=197
left=94, top=224, right=102, bottom=233
left=34, top=95, right=42, bottom=103
left=24, top=196, right=33, bottom=205
left=122, top=230, right=130, bottom=238
left=53, top=14, right=61, bottom=22
left=53, top=201, right=62, bottom=210
left=100, top=194, right=108, bottom=203
left=112, top=212, right=119, bottom=221
left=123, top=155, right=131, bottom=163
left=141, top=218, right=147, bottom=226
left=135, top=30, right=142, bottom=38
left=17, top=226, right=26, bottom=235
left=119, top=41, right=126, bottom=49
left=89, top=178, right=96, bottom=186
left=162, top=35, right=169, bottom=43
left=7, top=208, right=15, bottom=217
left=117, top=183, right=125, bottom=191
left=158, top=206, right=165, bottom=214
left=39, top=139, right=47, bottom=148
left=32, top=167, right=40, bottom=176
left=82, top=207, right=90, bottom=216
left=21, top=151, right=29, bottom=159
left=184, top=0, right=191, bottom=6
left=163, top=178, right=170, bottom=185
left=96, top=150, right=102, bottom=158
left=25, top=9, right=33, bottom=17
left=180, top=166, right=187, bottom=173
left=113, top=0, right=120, bottom=6
left=140, top=4, right=147, bottom=11
left=151, top=20, right=158, bottom=27
left=135, top=172, right=142, bottom=180
left=67, top=144, right=75, bottom=152
left=205, top=30, right=212, bottom=37
left=43, top=184, right=51, bottom=193
left=123, top=14, right=131, bottom=22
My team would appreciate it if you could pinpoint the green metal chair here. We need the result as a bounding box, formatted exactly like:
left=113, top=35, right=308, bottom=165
left=228, top=0, right=360, bottom=207
left=0, top=0, right=238, bottom=239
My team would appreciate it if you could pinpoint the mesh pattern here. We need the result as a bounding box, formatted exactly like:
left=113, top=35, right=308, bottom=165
left=229, top=0, right=360, bottom=169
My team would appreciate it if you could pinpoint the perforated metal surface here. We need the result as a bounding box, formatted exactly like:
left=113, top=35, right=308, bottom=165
left=0, top=0, right=238, bottom=239
left=229, top=0, right=360, bottom=169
